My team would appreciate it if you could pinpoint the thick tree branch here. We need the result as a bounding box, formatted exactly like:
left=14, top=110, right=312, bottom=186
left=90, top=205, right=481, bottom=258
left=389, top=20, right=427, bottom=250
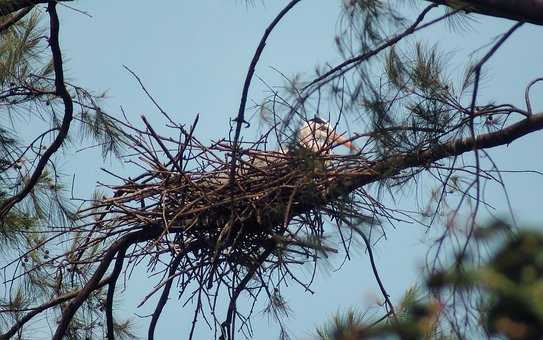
left=335, top=113, right=543, bottom=198
left=0, top=1, right=74, bottom=219
left=429, top=0, right=543, bottom=26
left=0, top=0, right=70, bottom=16
left=0, top=6, right=32, bottom=32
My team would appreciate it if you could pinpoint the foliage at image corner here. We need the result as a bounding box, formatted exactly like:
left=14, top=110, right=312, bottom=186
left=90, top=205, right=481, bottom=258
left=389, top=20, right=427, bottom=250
left=316, top=222, right=543, bottom=340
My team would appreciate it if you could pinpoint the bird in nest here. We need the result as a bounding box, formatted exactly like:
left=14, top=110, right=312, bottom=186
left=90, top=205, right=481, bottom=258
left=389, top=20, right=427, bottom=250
left=295, top=116, right=358, bottom=154
left=286, top=116, right=359, bottom=173
left=204, top=116, right=359, bottom=186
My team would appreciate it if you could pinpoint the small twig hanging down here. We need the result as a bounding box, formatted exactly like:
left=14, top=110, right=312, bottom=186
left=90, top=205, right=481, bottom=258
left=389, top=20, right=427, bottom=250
left=460, top=20, right=524, bottom=260
left=337, top=217, right=397, bottom=321
left=148, top=252, right=184, bottom=340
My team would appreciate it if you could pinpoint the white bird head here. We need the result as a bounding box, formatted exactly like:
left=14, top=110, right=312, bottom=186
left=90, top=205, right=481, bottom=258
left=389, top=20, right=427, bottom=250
left=297, top=117, right=357, bottom=153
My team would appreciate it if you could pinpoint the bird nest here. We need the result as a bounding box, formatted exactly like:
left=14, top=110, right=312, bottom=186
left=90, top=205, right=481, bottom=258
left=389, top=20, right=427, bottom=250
left=79, top=116, right=374, bottom=337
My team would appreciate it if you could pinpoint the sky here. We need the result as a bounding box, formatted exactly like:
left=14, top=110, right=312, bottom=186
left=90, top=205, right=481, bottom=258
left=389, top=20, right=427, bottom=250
left=33, top=1, right=543, bottom=339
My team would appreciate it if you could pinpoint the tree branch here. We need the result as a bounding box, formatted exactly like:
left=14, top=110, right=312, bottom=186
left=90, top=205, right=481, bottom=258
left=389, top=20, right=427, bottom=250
left=0, top=1, right=74, bottom=219
left=105, top=243, right=130, bottom=339
left=0, top=276, right=112, bottom=340
left=52, top=228, right=160, bottom=340
left=0, top=6, right=32, bottom=32
left=222, top=245, right=275, bottom=340
left=428, top=0, right=543, bottom=26
left=302, top=4, right=438, bottom=91
left=229, top=0, right=302, bottom=183
left=0, top=0, right=70, bottom=16
left=148, top=251, right=184, bottom=340
left=332, top=113, right=543, bottom=200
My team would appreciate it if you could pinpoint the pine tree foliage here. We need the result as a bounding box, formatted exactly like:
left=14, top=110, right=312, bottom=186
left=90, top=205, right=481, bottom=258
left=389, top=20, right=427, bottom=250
left=316, top=224, right=543, bottom=340
left=0, top=6, right=130, bottom=339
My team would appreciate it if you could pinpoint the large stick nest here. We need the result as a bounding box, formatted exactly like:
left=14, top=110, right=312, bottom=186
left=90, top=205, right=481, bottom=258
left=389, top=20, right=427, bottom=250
left=77, top=116, right=377, bottom=335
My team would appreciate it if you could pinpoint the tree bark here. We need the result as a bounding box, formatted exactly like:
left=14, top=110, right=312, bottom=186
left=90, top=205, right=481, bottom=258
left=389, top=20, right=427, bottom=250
left=0, top=0, right=71, bottom=17
left=429, top=0, right=543, bottom=26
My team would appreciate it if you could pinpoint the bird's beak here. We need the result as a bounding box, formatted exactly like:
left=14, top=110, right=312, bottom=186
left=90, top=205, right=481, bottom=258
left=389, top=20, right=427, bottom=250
left=329, top=131, right=358, bottom=152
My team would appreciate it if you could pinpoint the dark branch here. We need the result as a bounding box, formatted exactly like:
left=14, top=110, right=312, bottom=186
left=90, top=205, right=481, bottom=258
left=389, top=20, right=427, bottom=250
left=428, top=0, right=543, bottom=26
left=0, top=6, right=32, bottom=32
left=148, top=252, right=184, bottom=340
left=0, top=0, right=71, bottom=16
left=52, top=228, right=161, bottom=340
left=229, top=0, right=302, bottom=183
left=105, top=244, right=130, bottom=339
left=0, top=1, right=74, bottom=219
left=222, top=246, right=275, bottom=340
left=333, top=113, right=543, bottom=200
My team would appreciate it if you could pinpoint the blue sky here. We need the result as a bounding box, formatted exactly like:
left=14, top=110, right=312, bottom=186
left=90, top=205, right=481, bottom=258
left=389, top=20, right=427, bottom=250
left=47, top=1, right=543, bottom=339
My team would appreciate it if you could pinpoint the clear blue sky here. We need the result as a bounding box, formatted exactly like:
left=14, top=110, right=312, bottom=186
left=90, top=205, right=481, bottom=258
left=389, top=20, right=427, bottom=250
left=50, top=1, right=543, bottom=339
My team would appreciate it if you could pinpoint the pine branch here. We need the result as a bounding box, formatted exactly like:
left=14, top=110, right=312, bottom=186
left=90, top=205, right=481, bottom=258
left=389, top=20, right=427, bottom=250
left=326, top=113, right=543, bottom=203
left=303, top=4, right=438, bottom=91
left=0, top=276, right=112, bottom=339
left=0, top=1, right=73, bottom=219
left=429, top=0, right=543, bottom=26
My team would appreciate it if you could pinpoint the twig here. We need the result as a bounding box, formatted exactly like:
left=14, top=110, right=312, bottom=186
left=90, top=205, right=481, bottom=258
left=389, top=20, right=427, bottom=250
left=525, top=77, right=543, bottom=115
left=228, top=0, right=302, bottom=184
left=302, top=4, right=438, bottom=91
left=460, top=21, right=523, bottom=260
left=148, top=251, right=184, bottom=340
left=222, top=245, right=275, bottom=340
